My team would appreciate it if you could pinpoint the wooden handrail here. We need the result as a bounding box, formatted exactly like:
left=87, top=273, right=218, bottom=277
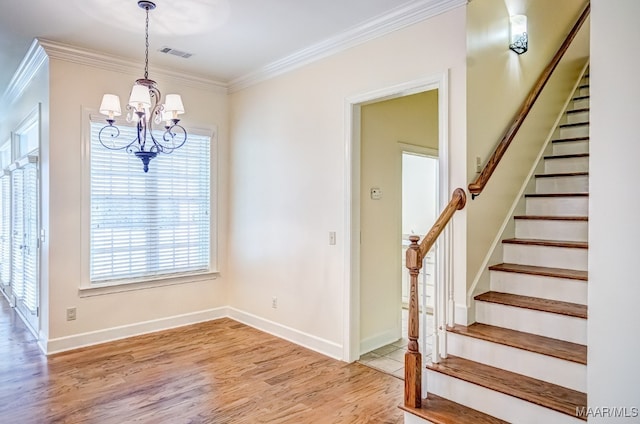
left=468, top=3, right=591, bottom=198
left=418, top=188, right=467, bottom=258
left=404, top=187, right=466, bottom=408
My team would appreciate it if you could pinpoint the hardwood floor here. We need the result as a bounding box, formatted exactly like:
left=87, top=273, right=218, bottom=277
left=0, top=298, right=404, bottom=423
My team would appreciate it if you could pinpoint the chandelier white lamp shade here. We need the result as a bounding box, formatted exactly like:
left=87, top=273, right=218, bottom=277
left=97, top=0, right=187, bottom=173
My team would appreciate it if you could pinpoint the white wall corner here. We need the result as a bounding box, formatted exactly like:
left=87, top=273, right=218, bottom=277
left=228, top=307, right=343, bottom=361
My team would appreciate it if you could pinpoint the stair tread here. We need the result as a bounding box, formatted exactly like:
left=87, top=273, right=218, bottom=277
left=535, top=172, right=588, bottom=178
left=573, top=95, right=589, bottom=101
left=559, top=122, right=589, bottom=128
left=552, top=136, right=589, bottom=143
left=474, top=291, right=588, bottom=319
left=426, top=355, right=587, bottom=420
left=489, top=263, right=588, bottom=281
left=502, top=238, right=588, bottom=249
left=566, top=107, right=589, bottom=114
left=399, top=393, right=509, bottom=424
left=514, top=215, right=587, bottom=221
left=526, top=192, right=588, bottom=198
left=449, top=323, right=587, bottom=364
left=544, top=153, right=589, bottom=159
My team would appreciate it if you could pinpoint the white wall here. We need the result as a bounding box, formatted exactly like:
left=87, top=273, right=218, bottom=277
left=42, top=47, right=230, bottom=351
left=228, top=7, right=466, bottom=359
left=589, top=0, right=640, bottom=420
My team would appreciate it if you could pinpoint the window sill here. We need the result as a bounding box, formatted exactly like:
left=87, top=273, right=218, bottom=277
left=78, top=271, right=220, bottom=298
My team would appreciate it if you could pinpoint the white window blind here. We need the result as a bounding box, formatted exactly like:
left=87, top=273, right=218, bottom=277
left=90, top=121, right=211, bottom=283
left=0, top=174, right=11, bottom=286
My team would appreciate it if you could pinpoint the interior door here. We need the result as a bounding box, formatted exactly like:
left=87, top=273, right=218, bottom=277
left=11, top=157, right=39, bottom=332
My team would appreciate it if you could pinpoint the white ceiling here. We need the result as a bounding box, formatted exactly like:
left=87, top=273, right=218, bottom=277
left=0, top=0, right=454, bottom=92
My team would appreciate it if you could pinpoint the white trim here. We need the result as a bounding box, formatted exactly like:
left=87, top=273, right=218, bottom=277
left=344, top=73, right=449, bottom=363
left=45, top=307, right=229, bottom=355
left=1, top=40, right=48, bottom=108
left=227, top=307, right=343, bottom=360
left=229, top=0, right=467, bottom=92
left=37, top=39, right=227, bottom=93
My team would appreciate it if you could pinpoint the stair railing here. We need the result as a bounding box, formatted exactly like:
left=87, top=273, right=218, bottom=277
left=403, top=3, right=590, bottom=409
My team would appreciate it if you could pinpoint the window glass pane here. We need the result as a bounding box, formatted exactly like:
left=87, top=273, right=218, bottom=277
left=18, top=122, right=39, bottom=157
left=90, top=121, right=211, bottom=283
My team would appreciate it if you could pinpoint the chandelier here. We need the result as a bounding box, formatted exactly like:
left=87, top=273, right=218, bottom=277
left=98, top=0, right=187, bottom=172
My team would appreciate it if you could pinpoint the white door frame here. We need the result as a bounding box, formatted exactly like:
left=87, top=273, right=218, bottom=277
left=343, top=72, right=450, bottom=362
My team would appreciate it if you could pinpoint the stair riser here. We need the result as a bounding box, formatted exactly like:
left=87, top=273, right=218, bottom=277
left=535, top=175, right=588, bottom=193
left=515, top=220, right=588, bottom=242
left=566, top=111, right=589, bottom=124
left=447, top=332, right=586, bottom=392
left=425, top=370, right=585, bottom=424
left=559, top=125, right=589, bottom=139
left=572, top=98, right=589, bottom=109
left=544, top=157, right=589, bottom=173
left=577, top=87, right=589, bottom=97
left=490, top=271, right=587, bottom=304
left=475, top=301, right=586, bottom=344
left=526, top=197, right=588, bottom=216
left=552, top=140, right=589, bottom=155
left=503, top=244, right=588, bottom=271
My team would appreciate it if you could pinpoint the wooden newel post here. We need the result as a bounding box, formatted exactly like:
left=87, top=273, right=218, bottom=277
left=404, top=235, right=423, bottom=408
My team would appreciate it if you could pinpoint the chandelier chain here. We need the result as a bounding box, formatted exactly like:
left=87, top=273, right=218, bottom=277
left=144, top=5, right=150, bottom=79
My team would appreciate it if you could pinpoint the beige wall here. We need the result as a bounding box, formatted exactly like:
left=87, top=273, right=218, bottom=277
left=465, top=0, right=589, bottom=309
left=43, top=54, right=229, bottom=346
left=359, top=91, right=438, bottom=352
left=228, top=7, right=466, bottom=358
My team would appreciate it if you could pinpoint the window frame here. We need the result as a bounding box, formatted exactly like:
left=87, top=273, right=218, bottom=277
left=79, top=109, right=219, bottom=296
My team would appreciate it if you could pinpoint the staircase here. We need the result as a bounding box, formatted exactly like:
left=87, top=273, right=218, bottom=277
left=405, top=74, right=590, bottom=423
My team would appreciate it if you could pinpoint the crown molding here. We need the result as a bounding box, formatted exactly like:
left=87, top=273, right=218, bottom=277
left=37, top=39, right=228, bottom=93
left=229, top=0, right=468, bottom=92
left=1, top=39, right=48, bottom=108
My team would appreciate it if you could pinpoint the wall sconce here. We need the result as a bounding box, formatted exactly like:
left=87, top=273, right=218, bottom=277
left=509, top=14, right=528, bottom=54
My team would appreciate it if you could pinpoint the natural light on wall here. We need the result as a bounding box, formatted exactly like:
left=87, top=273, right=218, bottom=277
left=509, top=14, right=528, bottom=54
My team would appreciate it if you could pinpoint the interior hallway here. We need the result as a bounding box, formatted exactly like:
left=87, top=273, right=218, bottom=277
left=0, top=296, right=405, bottom=424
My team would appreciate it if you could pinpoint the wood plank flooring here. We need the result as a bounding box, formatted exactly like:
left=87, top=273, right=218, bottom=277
left=0, top=297, right=404, bottom=424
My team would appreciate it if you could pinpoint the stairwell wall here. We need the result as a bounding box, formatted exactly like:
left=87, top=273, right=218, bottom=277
left=464, top=0, right=590, bottom=322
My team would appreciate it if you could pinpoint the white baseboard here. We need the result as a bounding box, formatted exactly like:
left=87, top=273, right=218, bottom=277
left=44, top=306, right=345, bottom=361
left=227, top=307, right=343, bottom=360
left=45, top=307, right=228, bottom=355
left=359, top=327, right=401, bottom=355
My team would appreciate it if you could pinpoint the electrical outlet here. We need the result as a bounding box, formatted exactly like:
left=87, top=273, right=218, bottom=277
left=329, top=231, right=336, bottom=245
left=476, top=156, right=482, bottom=173
left=66, top=307, right=77, bottom=321
left=271, top=297, right=278, bottom=309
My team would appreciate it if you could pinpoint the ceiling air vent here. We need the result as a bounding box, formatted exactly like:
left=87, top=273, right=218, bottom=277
left=158, top=47, right=193, bottom=59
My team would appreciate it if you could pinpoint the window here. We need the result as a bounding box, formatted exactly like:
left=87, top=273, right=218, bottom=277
left=89, top=120, right=212, bottom=285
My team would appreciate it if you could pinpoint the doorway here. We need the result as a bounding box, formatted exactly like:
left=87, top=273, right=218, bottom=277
left=344, top=74, right=449, bottom=363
